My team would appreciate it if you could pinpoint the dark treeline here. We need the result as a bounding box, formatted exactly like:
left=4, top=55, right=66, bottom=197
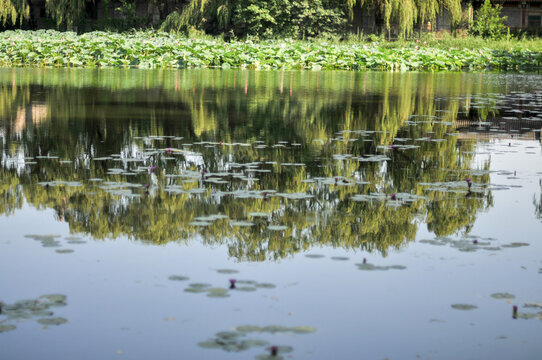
left=0, top=1, right=525, bottom=39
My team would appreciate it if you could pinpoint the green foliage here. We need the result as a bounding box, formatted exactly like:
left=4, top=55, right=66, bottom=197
left=160, top=11, right=185, bottom=34
left=0, top=0, right=28, bottom=26
left=470, top=0, right=508, bottom=39
left=0, top=30, right=541, bottom=71
left=109, top=0, right=146, bottom=31
left=0, top=69, right=496, bottom=258
left=230, top=0, right=348, bottom=39
left=350, top=0, right=463, bottom=39
left=169, top=0, right=348, bottom=39
left=45, top=0, right=88, bottom=29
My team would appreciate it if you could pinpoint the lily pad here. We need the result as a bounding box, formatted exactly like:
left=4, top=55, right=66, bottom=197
left=233, top=286, right=257, bottom=292
left=168, top=275, right=189, bottom=281
left=451, top=304, right=478, bottom=311
left=248, top=212, right=271, bottom=218
left=242, top=339, right=269, bottom=348
left=217, top=269, right=239, bottom=274
left=184, top=288, right=207, bottom=294
left=491, top=293, right=515, bottom=300
left=235, top=325, right=262, bottom=333
left=37, top=317, right=68, bottom=325
left=230, top=221, right=255, bottom=227
left=40, top=294, right=67, bottom=304
left=188, top=283, right=211, bottom=289
left=502, top=242, right=530, bottom=248
left=262, top=325, right=291, bottom=333
left=198, top=340, right=222, bottom=349
left=55, top=249, right=74, bottom=254
left=290, top=326, right=317, bottom=334
left=356, top=263, right=406, bottom=271
left=67, top=240, right=86, bottom=244
left=0, top=324, right=16, bottom=333
left=267, top=225, right=288, bottom=231
left=207, top=287, right=229, bottom=295
left=255, top=283, right=276, bottom=289
left=305, top=254, right=325, bottom=259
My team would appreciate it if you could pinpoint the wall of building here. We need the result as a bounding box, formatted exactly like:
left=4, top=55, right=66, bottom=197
left=499, top=1, right=542, bottom=28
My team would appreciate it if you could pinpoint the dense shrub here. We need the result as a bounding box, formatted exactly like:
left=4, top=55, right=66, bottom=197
left=230, top=0, right=348, bottom=39
left=470, top=0, right=508, bottom=40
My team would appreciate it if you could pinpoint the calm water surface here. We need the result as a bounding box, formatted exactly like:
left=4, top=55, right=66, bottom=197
left=1, top=69, right=541, bottom=359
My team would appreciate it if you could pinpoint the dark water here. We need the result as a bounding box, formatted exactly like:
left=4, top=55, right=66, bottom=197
left=1, top=68, right=541, bottom=359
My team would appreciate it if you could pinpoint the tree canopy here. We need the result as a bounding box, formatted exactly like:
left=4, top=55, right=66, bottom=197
left=1, top=0, right=470, bottom=39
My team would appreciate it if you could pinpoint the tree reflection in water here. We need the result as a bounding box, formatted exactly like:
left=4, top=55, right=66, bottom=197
left=0, top=69, right=501, bottom=260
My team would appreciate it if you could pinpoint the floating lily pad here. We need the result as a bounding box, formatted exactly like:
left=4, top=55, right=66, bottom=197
left=184, top=288, right=207, bottom=294
left=67, top=240, right=86, bottom=244
left=255, top=283, right=276, bottom=289
left=194, top=214, right=229, bottom=222
left=168, top=275, right=189, bottom=281
left=331, top=256, right=349, bottom=261
left=235, top=325, right=262, bottom=333
left=305, top=254, right=325, bottom=259
left=55, top=249, right=74, bottom=254
left=502, top=242, right=530, bottom=248
left=189, top=221, right=211, bottom=227
left=236, top=280, right=257, bottom=285
left=207, top=287, right=229, bottom=294
left=267, top=225, right=288, bottom=231
left=234, top=286, right=257, bottom=292
left=217, top=269, right=239, bottom=274
left=491, top=293, right=515, bottom=300
left=37, top=317, right=68, bottom=325
left=207, top=291, right=230, bottom=298
left=290, top=326, right=317, bottom=334
left=198, top=340, right=222, bottom=349
left=216, top=331, right=241, bottom=340
left=230, top=221, right=255, bottom=227
left=356, top=263, right=406, bottom=271
left=248, top=212, right=271, bottom=218
left=40, top=294, right=67, bottom=304
left=419, top=239, right=446, bottom=246
left=262, top=325, right=291, bottom=333
left=451, top=304, right=478, bottom=311
left=242, top=339, right=269, bottom=347
left=516, top=311, right=542, bottom=320
left=0, top=324, right=16, bottom=333
left=188, top=283, right=211, bottom=289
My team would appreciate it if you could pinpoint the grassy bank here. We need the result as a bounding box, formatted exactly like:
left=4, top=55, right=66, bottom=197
left=1, top=30, right=541, bottom=71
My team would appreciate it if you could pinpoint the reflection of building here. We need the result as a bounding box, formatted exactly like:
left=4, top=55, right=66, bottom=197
left=14, top=104, right=48, bottom=133
left=455, top=117, right=542, bottom=142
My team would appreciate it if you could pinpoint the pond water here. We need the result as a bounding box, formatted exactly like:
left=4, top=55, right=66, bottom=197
left=1, top=68, right=541, bottom=360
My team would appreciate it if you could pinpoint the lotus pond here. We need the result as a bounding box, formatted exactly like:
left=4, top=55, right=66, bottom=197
left=0, top=69, right=541, bottom=359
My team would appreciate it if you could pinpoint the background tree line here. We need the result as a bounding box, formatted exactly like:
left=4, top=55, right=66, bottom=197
left=0, top=1, right=510, bottom=40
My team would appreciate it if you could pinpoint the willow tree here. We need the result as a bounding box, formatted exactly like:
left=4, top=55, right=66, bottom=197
left=161, top=0, right=234, bottom=34
left=347, top=0, right=462, bottom=38
left=45, top=0, right=91, bottom=29
left=0, top=0, right=29, bottom=26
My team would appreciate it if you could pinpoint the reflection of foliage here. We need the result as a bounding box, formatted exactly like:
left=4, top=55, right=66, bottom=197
left=0, top=70, right=497, bottom=261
